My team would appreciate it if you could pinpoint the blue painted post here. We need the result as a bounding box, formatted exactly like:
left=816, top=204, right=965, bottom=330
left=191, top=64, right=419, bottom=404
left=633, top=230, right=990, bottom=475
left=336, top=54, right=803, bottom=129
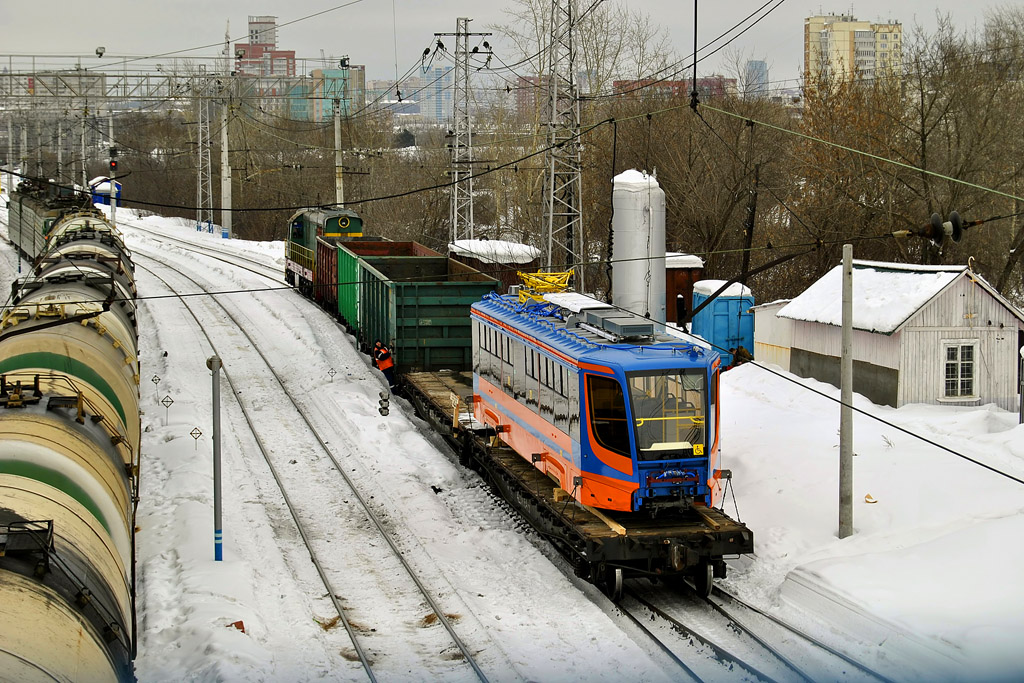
left=207, top=355, right=223, bottom=560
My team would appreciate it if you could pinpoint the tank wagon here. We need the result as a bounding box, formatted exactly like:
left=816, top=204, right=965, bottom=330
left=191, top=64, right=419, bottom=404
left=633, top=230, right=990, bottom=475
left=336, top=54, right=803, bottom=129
left=287, top=208, right=751, bottom=599
left=0, top=179, right=139, bottom=681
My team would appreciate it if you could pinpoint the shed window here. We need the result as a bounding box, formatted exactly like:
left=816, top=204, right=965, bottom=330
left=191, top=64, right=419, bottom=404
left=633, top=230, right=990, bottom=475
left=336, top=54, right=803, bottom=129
left=943, top=342, right=976, bottom=398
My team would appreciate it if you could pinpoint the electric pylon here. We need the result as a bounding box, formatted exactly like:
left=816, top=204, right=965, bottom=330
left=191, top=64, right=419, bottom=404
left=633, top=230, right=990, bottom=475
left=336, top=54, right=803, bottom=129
left=543, top=0, right=584, bottom=289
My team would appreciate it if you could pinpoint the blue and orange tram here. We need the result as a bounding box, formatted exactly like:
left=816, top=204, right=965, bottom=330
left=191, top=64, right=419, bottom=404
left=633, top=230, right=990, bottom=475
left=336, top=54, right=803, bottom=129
left=472, top=291, right=724, bottom=514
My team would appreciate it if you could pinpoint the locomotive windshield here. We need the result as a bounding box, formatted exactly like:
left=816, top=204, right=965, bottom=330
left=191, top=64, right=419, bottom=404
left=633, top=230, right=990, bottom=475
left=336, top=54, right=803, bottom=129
left=627, top=369, right=707, bottom=461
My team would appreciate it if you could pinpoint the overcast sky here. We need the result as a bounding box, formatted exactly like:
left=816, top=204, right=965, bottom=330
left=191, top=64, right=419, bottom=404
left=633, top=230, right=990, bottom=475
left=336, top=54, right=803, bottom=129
left=0, top=1, right=1006, bottom=90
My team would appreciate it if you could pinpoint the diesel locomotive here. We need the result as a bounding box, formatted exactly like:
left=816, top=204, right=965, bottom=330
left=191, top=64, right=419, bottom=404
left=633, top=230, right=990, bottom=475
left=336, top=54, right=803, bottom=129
left=2, top=178, right=139, bottom=681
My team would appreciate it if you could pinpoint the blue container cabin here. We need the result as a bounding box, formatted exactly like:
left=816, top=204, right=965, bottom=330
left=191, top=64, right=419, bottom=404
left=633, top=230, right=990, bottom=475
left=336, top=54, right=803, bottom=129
left=690, top=280, right=754, bottom=367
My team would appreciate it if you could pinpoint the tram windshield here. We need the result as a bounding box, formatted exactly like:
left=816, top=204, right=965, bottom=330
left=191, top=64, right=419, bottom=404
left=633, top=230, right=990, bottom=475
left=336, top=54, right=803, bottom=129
left=627, top=370, right=707, bottom=461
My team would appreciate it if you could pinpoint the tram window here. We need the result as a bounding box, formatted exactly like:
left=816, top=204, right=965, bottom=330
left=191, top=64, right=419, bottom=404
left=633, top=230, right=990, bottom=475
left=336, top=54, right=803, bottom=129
left=525, top=348, right=535, bottom=379
left=586, top=375, right=630, bottom=457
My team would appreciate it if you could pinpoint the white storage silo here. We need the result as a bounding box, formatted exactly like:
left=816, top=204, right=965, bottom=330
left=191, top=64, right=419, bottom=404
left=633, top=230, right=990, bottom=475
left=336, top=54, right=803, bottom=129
left=611, top=169, right=666, bottom=323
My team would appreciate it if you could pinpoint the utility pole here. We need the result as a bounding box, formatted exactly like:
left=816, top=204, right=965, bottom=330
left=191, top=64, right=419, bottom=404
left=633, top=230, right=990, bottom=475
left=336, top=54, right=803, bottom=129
left=34, top=120, right=42, bottom=177
left=438, top=18, right=490, bottom=243
left=544, top=0, right=584, bottom=289
left=220, top=25, right=232, bottom=239
left=80, top=106, right=87, bottom=188
left=206, top=355, right=224, bottom=561
left=220, top=98, right=231, bottom=238
left=839, top=244, right=854, bottom=539
left=1019, top=345, right=1023, bottom=425
left=56, top=119, right=63, bottom=183
left=334, top=98, right=344, bottom=207
left=20, top=124, right=27, bottom=180
left=108, top=110, right=117, bottom=229
left=6, top=117, right=12, bottom=192
left=333, top=56, right=351, bottom=207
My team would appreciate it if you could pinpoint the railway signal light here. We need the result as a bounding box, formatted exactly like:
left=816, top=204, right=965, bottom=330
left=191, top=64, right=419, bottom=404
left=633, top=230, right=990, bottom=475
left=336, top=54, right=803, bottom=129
left=378, top=390, right=390, bottom=416
left=109, top=158, right=118, bottom=173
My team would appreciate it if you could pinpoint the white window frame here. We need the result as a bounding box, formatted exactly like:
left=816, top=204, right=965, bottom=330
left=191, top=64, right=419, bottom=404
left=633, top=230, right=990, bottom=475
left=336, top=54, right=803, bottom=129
left=940, top=339, right=979, bottom=401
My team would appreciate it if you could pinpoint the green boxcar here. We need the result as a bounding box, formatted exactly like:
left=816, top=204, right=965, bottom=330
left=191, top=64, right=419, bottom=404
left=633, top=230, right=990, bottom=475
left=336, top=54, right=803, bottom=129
left=336, top=243, right=497, bottom=372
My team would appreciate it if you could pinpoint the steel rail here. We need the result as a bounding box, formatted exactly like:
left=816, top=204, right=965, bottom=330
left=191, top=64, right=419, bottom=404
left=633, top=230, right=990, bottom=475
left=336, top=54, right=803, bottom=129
left=710, top=586, right=896, bottom=683
left=136, top=250, right=489, bottom=682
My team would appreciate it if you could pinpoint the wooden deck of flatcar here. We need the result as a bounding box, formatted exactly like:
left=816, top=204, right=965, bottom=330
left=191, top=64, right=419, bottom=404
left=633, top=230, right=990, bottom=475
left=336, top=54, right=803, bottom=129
left=403, top=370, right=752, bottom=590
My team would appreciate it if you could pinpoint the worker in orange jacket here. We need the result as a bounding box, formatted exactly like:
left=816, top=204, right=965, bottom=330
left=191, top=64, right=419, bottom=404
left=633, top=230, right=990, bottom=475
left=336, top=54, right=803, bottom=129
left=373, top=340, right=396, bottom=388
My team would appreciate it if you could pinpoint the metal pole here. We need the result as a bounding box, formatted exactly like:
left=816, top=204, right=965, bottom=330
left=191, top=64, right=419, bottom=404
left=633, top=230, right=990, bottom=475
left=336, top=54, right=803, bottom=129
left=80, top=107, right=87, bottom=188
left=34, top=119, right=41, bottom=177
left=839, top=244, right=854, bottom=538
left=56, top=120, right=63, bottom=183
left=108, top=111, right=116, bottom=228
left=207, top=355, right=223, bottom=560
left=1018, top=346, right=1023, bottom=425
left=220, top=98, right=231, bottom=238
left=20, top=125, right=27, bottom=179
left=334, top=98, right=344, bottom=207
left=5, top=117, right=12, bottom=193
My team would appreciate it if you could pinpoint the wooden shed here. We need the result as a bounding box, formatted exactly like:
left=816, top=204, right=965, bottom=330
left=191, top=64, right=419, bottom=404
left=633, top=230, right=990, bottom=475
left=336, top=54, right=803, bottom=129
left=767, top=260, right=1024, bottom=409
left=665, top=252, right=705, bottom=323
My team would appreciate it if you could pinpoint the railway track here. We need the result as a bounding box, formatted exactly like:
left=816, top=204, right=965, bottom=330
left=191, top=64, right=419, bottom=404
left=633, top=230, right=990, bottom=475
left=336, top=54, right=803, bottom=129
left=120, top=217, right=284, bottom=282
left=708, top=586, right=895, bottom=683
left=133, top=249, right=492, bottom=682
left=619, top=579, right=893, bottom=683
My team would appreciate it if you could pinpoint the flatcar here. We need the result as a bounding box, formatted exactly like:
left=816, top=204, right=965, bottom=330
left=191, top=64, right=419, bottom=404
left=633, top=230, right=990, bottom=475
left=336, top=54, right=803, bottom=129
left=0, top=178, right=139, bottom=681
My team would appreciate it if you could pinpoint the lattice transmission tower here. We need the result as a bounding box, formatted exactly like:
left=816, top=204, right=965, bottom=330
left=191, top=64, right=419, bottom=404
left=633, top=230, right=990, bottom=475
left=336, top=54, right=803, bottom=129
left=440, top=17, right=490, bottom=243
left=195, top=78, right=214, bottom=231
left=543, top=0, right=584, bottom=289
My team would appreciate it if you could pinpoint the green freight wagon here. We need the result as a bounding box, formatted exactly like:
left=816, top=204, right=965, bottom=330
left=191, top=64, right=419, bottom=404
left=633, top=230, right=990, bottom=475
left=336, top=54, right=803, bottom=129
left=335, top=241, right=440, bottom=334
left=336, top=242, right=498, bottom=372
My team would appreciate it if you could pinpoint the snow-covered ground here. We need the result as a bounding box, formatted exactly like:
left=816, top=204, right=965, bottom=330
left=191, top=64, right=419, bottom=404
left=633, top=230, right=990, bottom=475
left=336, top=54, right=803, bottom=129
left=2, top=178, right=1023, bottom=681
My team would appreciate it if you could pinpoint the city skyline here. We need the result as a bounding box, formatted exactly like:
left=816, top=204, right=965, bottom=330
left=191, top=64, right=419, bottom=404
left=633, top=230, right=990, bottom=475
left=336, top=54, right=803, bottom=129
left=0, top=1, right=1001, bottom=96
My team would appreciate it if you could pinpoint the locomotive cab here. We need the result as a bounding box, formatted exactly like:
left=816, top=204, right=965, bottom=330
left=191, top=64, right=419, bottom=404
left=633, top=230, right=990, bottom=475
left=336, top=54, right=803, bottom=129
left=285, top=208, right=363, bottom=290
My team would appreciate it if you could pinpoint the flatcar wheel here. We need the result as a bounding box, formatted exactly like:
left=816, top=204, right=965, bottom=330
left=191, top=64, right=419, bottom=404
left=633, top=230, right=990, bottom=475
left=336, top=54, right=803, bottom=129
left=694, top=561, right=713, bottom=598
left=603, top=567, right=623, bottom=602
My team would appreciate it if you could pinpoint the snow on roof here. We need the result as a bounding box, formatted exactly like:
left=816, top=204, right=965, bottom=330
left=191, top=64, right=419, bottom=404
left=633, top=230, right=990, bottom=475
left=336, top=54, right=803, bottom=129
left=693, top=279, right=753, bottom=297
left=88, top=175, right=120, bottom=192
left=449, top=239, right=540, bottom=265
left=752, top=298, right=792, bottom=311
left=542, top=291, right=612, bottom=313
left=666, top=252, right=704, bottom=269
left=777, top=260, right=963, bottom=333
left=613, top=169, right=659, bottom=192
